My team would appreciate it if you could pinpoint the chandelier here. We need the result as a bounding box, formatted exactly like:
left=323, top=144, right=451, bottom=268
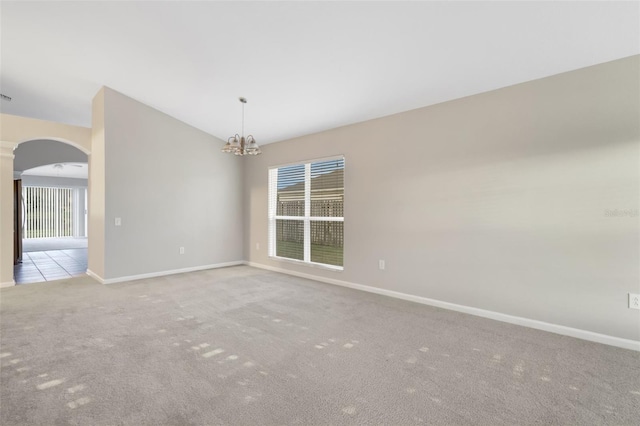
left=221, top=97, right=261, bottom=156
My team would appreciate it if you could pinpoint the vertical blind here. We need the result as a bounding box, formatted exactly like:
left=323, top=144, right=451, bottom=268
left=23, top=187, right=74, bottom=238
left=269, top=157, right=344, bottom=268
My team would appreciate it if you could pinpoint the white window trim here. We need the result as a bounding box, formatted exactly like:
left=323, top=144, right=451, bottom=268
left=303, top=163, right=311, bottom=263
left=268, top=156, right=344, bottom=271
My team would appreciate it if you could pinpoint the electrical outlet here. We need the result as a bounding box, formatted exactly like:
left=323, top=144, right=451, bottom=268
left=179, top=247, right=185, bottom=255
left=256, top=243, right=260, bottom=250
left=629, top=293, right=640, bottom=310
left=379, top=260, right=385, bottom=270
left=114, top=217, right=122, bottom=226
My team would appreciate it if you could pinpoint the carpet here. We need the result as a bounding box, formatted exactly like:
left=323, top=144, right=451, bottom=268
left=1, top=266, right=638, bottom=425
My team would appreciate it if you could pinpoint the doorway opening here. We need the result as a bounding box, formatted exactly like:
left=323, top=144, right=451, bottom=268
left=13, top=140, right=89, bottom=284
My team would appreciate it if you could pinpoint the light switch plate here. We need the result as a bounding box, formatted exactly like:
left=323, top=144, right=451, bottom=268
left=629, top=293, right=640, bottom=310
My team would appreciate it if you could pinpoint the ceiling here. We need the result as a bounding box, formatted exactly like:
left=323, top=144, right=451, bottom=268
left=22, top=162, right=88, bottom=179
left=1, top=1, right=638, bottom=145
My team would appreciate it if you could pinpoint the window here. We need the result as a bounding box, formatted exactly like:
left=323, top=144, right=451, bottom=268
left=269, top=157, right=344, bottom=269
left=23, top=186, right=75, bottom=238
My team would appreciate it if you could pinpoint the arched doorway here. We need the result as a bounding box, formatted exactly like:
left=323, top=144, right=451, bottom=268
left=13, top=139, right=89, bottom=284
left=0, top=115, right=92, bottom=287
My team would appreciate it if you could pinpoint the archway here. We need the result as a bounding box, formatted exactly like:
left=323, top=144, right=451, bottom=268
left=13, top=140, right=89, bottom=284
left=0, top=114, right=93, bottom=287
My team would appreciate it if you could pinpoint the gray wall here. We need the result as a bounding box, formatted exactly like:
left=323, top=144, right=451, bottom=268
left=13, top=139, right=87, bottom=172
left=244, top=56, right=640, bottom=341
left=100, top=87, right=243, bottom=279
left=21, top=175, right=87, bottom=188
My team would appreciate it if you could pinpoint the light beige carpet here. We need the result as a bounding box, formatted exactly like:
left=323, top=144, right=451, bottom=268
left=1, top=266, right=638, bottom=425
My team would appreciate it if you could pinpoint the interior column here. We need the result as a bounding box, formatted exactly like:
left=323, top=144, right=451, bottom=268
left=0, top=141, right=18, bottom=287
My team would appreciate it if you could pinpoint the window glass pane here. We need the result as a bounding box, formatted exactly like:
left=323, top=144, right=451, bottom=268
left=310, top=221, right=344, bottom=267
left=277, top=164, right=305, bottom=216
left=276, top=219, right=304, bottom=261
left=270, top=157, right=344, bottom=268
left=311, top=159, right=344, bottom=217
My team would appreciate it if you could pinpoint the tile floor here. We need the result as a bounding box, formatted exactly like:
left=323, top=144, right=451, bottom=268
left=22, top=236, right=88, bottom=252
left=14, top=249, right=87, bottom=284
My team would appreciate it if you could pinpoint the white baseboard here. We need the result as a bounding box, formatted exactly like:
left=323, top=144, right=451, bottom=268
left=245, top=261, right=640, bottom=352
left=0, top=280, right=16, bottom=288
left=85, top=269, right=104, bottom=284
left=87, top=261, right=244, bottom=285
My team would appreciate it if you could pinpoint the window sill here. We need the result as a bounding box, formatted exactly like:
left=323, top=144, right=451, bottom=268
left=268, top=256, right=344, bottom=272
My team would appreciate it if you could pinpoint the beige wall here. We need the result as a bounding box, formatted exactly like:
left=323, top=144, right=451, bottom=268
left=0, top=114, right=91, bottom=152
left=95, top=87, right=244, bottom=280
left=0, top=141, right=16, bottom=287
left=244, top=56, right=640, bottom=341
left=89, top=88, right=106, bottom=278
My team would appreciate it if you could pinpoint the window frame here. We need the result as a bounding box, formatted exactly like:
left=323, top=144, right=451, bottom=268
left=268, top=155, right=345, bottom=271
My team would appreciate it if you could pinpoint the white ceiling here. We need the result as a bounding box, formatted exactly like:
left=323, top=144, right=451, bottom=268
left=22, top=162, right=88, bottom=179
left=1, top=1, right=638, bottom=145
